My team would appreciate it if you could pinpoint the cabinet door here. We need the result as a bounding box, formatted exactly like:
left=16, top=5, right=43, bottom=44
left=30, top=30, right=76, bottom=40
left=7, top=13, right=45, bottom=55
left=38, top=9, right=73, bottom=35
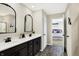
left=19, top=47, right=28, bottom=56
left=33, top=37, right=41, bottom=55
left=27, top=40, right=34, bottom=56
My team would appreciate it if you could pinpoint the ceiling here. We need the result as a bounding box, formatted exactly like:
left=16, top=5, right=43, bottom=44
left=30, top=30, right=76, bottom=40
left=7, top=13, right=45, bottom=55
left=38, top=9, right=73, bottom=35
left=24, top=3, right=68, bottom=15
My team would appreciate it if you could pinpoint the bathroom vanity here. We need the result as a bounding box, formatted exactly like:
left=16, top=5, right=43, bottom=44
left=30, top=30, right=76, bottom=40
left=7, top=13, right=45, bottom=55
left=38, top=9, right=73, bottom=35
left=0, top=34, right=41, bottom=56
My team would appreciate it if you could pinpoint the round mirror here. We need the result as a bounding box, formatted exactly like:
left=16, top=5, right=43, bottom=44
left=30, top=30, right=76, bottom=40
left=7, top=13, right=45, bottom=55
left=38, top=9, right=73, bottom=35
left=0, top=3, right=16, bottom=33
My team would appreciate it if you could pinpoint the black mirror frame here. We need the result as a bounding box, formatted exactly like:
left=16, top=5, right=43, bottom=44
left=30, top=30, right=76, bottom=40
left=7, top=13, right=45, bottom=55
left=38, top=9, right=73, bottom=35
left=24, top=14, right=33, bottom=33
left=0, top=3, right=16, bottom=33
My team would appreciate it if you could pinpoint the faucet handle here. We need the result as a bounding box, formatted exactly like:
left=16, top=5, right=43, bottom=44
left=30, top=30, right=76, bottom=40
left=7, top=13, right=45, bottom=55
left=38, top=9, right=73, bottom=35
left=5, top=37, right=11, bottom=43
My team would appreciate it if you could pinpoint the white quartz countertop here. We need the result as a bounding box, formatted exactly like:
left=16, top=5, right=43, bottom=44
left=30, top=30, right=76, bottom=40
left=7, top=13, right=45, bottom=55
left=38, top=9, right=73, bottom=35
left=0, top=34, right=41, bottom=52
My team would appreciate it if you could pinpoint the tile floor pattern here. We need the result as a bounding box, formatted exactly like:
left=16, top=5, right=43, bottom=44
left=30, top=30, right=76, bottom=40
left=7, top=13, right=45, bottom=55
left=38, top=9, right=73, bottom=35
left=36, top=45, right=66, bottom=56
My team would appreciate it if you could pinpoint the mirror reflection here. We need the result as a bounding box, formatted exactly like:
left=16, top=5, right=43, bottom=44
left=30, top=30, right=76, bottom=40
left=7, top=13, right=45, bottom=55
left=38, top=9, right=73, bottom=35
left=0, top=4, right=16, bottom=33
left=24, top=14, right=33, bottom=33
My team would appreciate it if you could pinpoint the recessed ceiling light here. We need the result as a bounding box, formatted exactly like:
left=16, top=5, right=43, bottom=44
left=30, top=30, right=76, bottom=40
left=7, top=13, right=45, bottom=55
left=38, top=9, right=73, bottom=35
left=32, top=5, right=35, bottom=8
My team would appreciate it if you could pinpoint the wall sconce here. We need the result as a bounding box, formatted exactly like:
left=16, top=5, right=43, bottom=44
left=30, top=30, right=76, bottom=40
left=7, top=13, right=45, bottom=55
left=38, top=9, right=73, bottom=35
left=68, top=17, right=72, bottom=25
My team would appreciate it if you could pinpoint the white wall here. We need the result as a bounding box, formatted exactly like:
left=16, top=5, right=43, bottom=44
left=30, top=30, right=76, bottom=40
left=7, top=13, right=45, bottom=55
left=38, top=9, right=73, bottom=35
left=33, top=10, right=43, bottom=34
left=72, top=16, right=79, bottom=55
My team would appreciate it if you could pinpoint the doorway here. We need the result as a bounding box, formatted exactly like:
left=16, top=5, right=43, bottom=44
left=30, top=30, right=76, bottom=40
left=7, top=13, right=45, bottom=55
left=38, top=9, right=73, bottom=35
left=52, top=17, right=65, bottom=56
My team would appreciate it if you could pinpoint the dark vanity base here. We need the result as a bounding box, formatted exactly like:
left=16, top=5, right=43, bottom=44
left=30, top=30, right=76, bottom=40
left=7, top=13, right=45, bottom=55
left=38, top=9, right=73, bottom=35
left=0, top=37, right=41, bottom=56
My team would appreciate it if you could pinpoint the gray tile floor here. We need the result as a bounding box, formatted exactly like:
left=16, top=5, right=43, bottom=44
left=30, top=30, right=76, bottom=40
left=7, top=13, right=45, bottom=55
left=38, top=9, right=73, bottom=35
left=36, top=45, right=66, bottom=56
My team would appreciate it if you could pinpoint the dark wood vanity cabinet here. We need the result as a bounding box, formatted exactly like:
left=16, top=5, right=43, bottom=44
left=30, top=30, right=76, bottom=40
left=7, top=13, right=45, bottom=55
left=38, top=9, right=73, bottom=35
left=0, top=37, right=41, bottom=56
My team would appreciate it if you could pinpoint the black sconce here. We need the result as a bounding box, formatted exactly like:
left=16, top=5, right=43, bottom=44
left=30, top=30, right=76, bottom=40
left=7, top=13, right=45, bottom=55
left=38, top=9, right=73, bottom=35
left=68, top=17, right=72, bottom=25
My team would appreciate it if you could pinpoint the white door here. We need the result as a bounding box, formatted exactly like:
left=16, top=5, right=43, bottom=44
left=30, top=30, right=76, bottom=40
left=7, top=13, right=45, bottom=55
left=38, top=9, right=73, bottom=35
left=43, top=14, right=47, bottom=49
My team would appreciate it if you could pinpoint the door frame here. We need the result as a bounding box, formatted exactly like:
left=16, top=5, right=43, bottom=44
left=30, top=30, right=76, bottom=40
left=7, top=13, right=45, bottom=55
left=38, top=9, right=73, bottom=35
left=64, top=17, right=67, bottom=56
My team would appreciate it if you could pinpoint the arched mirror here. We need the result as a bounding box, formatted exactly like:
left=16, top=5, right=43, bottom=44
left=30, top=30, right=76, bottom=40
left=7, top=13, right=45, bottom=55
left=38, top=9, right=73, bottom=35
left=24, top=14, right=33, bottom=33
left=0, top=3, right=16, bottom=33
